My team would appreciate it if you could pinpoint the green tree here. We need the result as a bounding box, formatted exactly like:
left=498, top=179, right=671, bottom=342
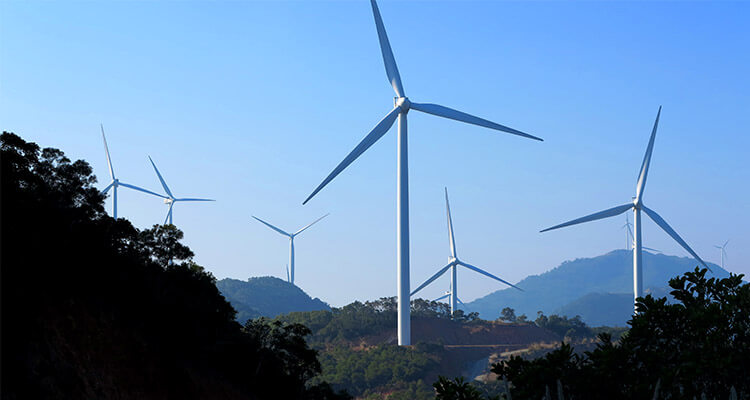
left=139, top=224, right=194, bottom=265
left=433, top=376, right=486, bottom=400
left=500, top=307, right=516, bottom=322
left=491, top=267, right=750, bottom=399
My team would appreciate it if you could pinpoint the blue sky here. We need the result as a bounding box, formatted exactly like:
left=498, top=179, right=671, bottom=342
left=2, top=1, right=748, bottom=307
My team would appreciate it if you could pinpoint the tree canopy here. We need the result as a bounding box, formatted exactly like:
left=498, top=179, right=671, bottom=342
left=491, top=267, right=750, bottom=399
left=1, top=131, right=349, bottom=399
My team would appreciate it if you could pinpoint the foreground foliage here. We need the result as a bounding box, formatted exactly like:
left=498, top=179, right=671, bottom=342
left=1, top=132, right=348, bottom=399
left=491, top=267, right=750, bottom=399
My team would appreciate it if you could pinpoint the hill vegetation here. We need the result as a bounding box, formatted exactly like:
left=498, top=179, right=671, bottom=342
left=0, top=132, right=348, bottom=400
left=490, top=267, right=750, bottom=399
left=217, top=276, right=330, bottom=323
left=276, top=298, right=565, bottom=399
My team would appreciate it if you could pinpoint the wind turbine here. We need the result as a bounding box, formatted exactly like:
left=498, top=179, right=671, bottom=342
left=541, top=107, right=707, bottom=314
left=147, top=156, right=215, bottom=225
left=411, top=188, right=522, bottom=316
left=714, top=240, right=729, bottom=269
left=99, top=124, right=166, bottom=218
left=623, top=214, right=660, bottom=253
left=251, top=214, right=329, bottom=285
left=302, top=0, right=541, bottom=346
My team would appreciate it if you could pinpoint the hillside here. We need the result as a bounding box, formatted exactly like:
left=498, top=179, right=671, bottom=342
left=217, top=277, right=330, bottom=323
left=465, top=250, right=729, bottom=325
left=277, top=298, right=563, bottom=399
left=1, top=132, right=345, bottom=400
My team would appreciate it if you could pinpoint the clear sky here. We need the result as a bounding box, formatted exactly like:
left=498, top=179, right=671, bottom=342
left=2, top=1, right=748, bottom=307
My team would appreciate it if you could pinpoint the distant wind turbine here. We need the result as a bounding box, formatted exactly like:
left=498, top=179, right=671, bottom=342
left=714, top=240, right=729, bottom=269
left=252, top=214, right=329, bottom=285
left=147, top=156, right=215, bottom=225
left=412, top=188, right=522, bottom=316
left=541, top=107, right=707, bottom=314
left=99, top=124, right=165, bottom=219
left=302, top=0, right=541, bottom=346
left=623, top=214, right=660, bottom=253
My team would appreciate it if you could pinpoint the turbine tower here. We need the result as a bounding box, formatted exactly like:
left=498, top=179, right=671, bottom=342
left=623, top=214, right=660, bottom=253
left=251, top=214, right=328, bottom=285
left=714, top=240, right=729, bottom=269
left=541, top=107, right=707, bottom=314
left=302, top=0, right=542, bottom=346
left=99, top=125, right=166, bottom=218
left=411, top=188, right=522, bottom=316
left=148, top=156, right=215, bottom=225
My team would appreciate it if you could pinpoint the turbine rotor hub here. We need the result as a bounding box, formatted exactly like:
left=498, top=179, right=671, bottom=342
left=164, top=198, right=174, bottom=205
left=394, top=96, right=411, bottom=112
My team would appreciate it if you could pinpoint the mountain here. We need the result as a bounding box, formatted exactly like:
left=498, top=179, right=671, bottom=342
left=464, top=250, right=728, bottom=326
left=217, top=276, right=330, bottom=323
left=552, top=286, right=673, bottom=326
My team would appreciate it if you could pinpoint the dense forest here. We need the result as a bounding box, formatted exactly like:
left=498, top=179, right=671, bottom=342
left=0, top=132, right=348, bottom=399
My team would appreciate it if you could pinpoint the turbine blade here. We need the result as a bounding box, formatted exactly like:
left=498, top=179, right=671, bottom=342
left=635, top=106, right=661, bottom=202
left=458, top=261, right=524, bottom=292
left=433, top=294, right=450, bottom=302
left=303, top=107, right=400, bottom=205
left=119, top=182, right=168, bottom=198
left=251, top=216, right=291, bottom=237
left=101, top=124, right=115, bottom=180
left=642, top=205, right=709, bottom=271
left=457, top=297, right=465, bottom=305
left=100, top=181, right=115, bottom=195
left=410, top=262, right=454, bottom=297
left=724, top=239, right=730, bottom=248
left=445, top=187, right=457, bottom=258
left=294, top=213, right=329, bottom=236
left=164, top=202, right=174, bottom=225
left=370, top=0, right=404, bottom=97
left=410, top=102, right=542, bottom=141
left=175, top=198, right=215, bottom=202
left=642, top=246, right=661, bottom=253
left=540, top=203, right=632, bottom=233
left=148, top=156, right=174, bottom=198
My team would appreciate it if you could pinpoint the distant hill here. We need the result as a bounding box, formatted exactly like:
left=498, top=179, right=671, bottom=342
left=464, top=250, right=728, bottom=326
left=553, top=286, right=673, bottom=326
left=217, top=276, right=330, bottom=323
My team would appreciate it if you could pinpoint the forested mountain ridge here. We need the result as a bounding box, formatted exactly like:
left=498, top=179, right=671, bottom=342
left=217, top=276, right=330, bottom=323
left=466, top=249, right=729, bottom=325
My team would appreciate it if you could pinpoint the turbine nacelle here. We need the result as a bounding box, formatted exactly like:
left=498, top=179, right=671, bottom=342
left=164, top=198, right=174, bottom=205
left=394, top=96, right=411, bottom=112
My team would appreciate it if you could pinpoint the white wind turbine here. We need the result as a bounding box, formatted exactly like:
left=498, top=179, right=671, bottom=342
left=541, top=107, right=707, bottom=314
left=147, top=156, right=215, bottom=225
left=302, top=0, right=541, bottom=346
left=411, top=188, right=522, bottom=316
left=714, top=240, right=729, bottom=269
left=99, top=124, right=166, bottom=218
left=251, top=214, right=329, bottom=285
